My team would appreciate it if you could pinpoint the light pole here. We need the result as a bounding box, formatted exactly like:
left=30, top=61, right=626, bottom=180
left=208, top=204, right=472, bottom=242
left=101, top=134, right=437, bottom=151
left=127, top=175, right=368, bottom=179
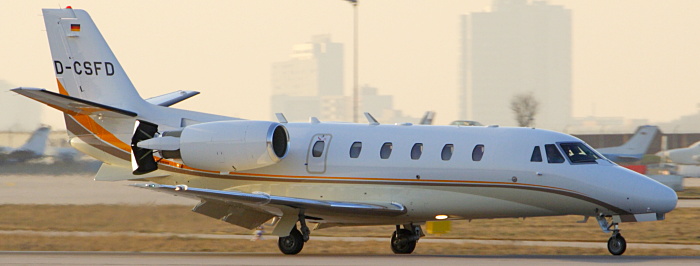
left=344, top=0, right=358, bottom=123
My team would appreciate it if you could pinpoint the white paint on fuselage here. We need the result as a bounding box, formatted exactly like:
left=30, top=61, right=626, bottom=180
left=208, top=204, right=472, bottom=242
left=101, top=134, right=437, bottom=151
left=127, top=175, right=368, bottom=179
left=77, top=118, right=676, bottom=226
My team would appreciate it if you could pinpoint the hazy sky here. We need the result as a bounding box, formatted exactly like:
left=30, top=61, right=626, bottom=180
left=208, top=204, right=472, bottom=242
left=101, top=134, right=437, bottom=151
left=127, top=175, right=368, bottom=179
left=2, top=0, right=700, bottom=130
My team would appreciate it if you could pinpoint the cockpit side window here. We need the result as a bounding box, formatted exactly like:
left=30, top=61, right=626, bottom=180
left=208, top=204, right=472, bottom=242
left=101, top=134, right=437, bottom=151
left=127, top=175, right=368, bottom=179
left=559, top=142, right=601, bottom=164
left=545, top=144, right=565, bottom=163
left=530, top=146, right=542, bottom=162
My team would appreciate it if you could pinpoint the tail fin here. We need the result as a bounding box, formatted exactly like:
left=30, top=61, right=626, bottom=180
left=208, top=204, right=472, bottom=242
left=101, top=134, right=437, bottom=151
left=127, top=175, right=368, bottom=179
left=17, top=126, right=51, bottom=155
left=43, top=8, right=147, bottom=111
left=597, top=125, right=659, bottom=162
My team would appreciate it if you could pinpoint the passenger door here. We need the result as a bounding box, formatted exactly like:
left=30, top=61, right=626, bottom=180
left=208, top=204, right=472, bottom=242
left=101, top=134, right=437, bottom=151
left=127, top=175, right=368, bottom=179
left=306, top=134, right=332, bottom=173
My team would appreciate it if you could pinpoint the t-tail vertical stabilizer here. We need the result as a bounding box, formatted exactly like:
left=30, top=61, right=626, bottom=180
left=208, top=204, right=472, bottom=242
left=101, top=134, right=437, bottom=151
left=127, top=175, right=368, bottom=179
left=597, top=125, right=659, bottom=163
left=43, top=7, right=148, bottom=112
left=16, top=126, right=51, bottom=156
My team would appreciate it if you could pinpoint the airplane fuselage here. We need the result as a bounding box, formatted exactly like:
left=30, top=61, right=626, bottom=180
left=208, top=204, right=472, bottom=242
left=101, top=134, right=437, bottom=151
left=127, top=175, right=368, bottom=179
left=69, top=111, right=676, bottom=226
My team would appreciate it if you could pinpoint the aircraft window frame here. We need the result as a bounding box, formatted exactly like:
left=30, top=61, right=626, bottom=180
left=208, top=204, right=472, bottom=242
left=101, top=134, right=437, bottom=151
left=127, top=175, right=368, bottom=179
left=472, top=144, right=485, bottom=161
left=411, top=143, right=423, bottom=160
left=312, top=141, right=325, bottom=158
left=530, top=146, right=543, bottom=162
left=544, top=144, right=565, bottom=164
left=349, top=141, right=362, bottom=158
left=558, top=142, right=601, bottom=164
left=380, top=142, right=393, bottom=159
left=441, top=144, right=454, bottom=161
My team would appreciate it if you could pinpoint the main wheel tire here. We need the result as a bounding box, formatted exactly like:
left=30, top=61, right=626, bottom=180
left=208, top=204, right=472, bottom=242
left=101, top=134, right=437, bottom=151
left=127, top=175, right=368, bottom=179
left=278, top=227, right=304, bottom=255
left=391, top=229, right=417, bottom=254
left=607, top=234, right=627, bottom=256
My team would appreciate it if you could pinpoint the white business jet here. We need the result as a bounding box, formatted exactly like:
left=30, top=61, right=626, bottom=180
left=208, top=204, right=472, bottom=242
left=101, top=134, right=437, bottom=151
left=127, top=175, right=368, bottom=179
left=13, top=8, right=676, bottom=256
left=595, top=125, right=659, bottom=164
left=0, top=126, right=51, bottom=163
left=657, top=141, right=700, bottom=165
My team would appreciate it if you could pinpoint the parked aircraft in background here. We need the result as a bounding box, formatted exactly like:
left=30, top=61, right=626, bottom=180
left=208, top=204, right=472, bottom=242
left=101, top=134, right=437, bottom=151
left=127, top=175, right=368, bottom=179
left=45, top=145, right=84, bottom=162
left=656, top=141, right=700, bottom=165
left=418, top=111, right=435, bottom=125
left=595, top=125, right=659, bottom=164
left=13, top=7, right=676, bottom=256
left=0, top=126, right=50, bottom=163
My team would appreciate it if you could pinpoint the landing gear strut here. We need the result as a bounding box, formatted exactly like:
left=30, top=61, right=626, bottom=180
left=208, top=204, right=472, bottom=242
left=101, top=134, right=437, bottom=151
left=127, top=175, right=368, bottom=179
left=596, top=215, right=627, bottom=256
left=390, top=224, right=422, bottom=254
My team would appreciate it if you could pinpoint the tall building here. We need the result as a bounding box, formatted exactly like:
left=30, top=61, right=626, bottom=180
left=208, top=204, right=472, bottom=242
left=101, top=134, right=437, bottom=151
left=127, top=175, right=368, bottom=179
left=459, top=0, right=571, bottom=130
left=271, top=35, right=348, bottom=121
left=271, top=35, right=419, bottom=124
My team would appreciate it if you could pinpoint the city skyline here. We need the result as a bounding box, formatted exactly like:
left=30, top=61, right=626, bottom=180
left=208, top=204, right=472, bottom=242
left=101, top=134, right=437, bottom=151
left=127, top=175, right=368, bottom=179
left=461, top=0, right=572, bottom=130
left=2, top=1, right=700, bottom=132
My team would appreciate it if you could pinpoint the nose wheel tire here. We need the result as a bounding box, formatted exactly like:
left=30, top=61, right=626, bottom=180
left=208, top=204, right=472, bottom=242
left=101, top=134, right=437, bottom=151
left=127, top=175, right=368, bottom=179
left=607, top=234, right=626, bottom=256
left=278, top=227, right=304, bottom=255
left=391, top=229, right=417, bottom=254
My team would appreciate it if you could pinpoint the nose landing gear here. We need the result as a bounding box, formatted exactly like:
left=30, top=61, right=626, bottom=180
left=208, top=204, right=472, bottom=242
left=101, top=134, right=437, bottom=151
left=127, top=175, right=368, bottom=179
left=596, top=215, right=627, bottom=256
left=607, top=231, right=627, bottom=256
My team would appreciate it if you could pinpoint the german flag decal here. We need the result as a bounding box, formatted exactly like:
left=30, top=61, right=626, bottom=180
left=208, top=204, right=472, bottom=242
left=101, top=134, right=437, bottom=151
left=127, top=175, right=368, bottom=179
left=70, top=24, right=80, bottom=31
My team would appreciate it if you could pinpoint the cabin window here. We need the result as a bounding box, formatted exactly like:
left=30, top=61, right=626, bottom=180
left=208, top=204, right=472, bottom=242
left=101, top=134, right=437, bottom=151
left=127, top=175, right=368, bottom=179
left=380, top=142, right=393, bottom=159
left=530, top=146, right=542, bottom=162
left=472, top=144, right=485, bottom=161
left=441, top=144, right=454, bottom=161
left=545, top=144, right=565, bottom=163
left=411, top=143, right=423, bottom=160
left=312, top=141, right=325, bottom=157
left=349, top=142, right=362, bottom=158
left=559, top=142, right=601, bottom=163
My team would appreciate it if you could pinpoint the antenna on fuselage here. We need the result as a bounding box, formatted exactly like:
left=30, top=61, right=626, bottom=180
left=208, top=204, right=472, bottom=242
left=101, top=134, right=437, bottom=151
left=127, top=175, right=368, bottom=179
left=364, top=112, right=379, bottom=125
left=275, top=113, right=288, bottom=124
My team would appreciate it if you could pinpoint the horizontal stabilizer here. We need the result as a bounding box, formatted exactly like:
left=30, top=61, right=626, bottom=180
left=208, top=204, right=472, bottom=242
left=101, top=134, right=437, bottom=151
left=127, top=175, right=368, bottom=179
left=11, top=87, right=137, bottom=117
left=145, top=90, right=200, bottom=107
left=95, top=163, right=169, bottom=181
left=131, top=183, right=407, bottom=217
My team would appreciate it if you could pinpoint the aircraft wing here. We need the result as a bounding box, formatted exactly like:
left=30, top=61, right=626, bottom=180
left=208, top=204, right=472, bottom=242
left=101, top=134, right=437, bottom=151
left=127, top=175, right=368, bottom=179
left=12, top=87, right=137, bottom=118
left=145, top=90, right=200, bottom=107
left=131, top=183, right=407, bottom=217
left=601, top=153, right=643, bottom=164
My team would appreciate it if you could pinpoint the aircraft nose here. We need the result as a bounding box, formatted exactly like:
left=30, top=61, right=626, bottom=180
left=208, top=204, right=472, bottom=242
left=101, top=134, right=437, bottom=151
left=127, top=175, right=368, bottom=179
left=635, top=179, right=678, bottom=214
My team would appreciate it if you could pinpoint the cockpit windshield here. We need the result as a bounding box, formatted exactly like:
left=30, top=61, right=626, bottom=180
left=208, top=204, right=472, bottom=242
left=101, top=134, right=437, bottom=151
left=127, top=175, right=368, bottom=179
left=559, top=142, right=601, bottom=163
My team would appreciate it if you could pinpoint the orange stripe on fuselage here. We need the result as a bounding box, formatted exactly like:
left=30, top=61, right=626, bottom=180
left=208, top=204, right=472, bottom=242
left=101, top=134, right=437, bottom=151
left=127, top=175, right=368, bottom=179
left=56, top=79, right=132, bottom=152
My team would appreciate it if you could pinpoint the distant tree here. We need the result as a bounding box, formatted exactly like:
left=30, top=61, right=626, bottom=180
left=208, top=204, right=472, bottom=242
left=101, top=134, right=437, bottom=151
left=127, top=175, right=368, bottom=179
left=510, top=92, right=539, bottom=127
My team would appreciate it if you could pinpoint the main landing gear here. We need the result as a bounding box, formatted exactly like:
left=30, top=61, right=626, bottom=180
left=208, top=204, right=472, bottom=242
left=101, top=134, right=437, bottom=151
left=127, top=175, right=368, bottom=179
left=597, top=215, right=627, bottom=256
left=390, top=224, right=423, bottom=254
left=278, top=226, right=305, bottom=255
left=277, top=213, right=311, bottom=255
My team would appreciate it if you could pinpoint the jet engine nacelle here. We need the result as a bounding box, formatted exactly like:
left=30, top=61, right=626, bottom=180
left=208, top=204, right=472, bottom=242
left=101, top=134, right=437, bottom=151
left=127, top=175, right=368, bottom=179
left=179, top=120, right=289, bottom=172
left=137, top=120, right=289, bottom=173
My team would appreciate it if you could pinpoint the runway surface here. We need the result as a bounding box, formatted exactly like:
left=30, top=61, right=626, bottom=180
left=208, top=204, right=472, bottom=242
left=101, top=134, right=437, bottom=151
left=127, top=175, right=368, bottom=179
left=1, top=252, right=699, bottom=265
left=3, top=230, right=700, bottom=252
